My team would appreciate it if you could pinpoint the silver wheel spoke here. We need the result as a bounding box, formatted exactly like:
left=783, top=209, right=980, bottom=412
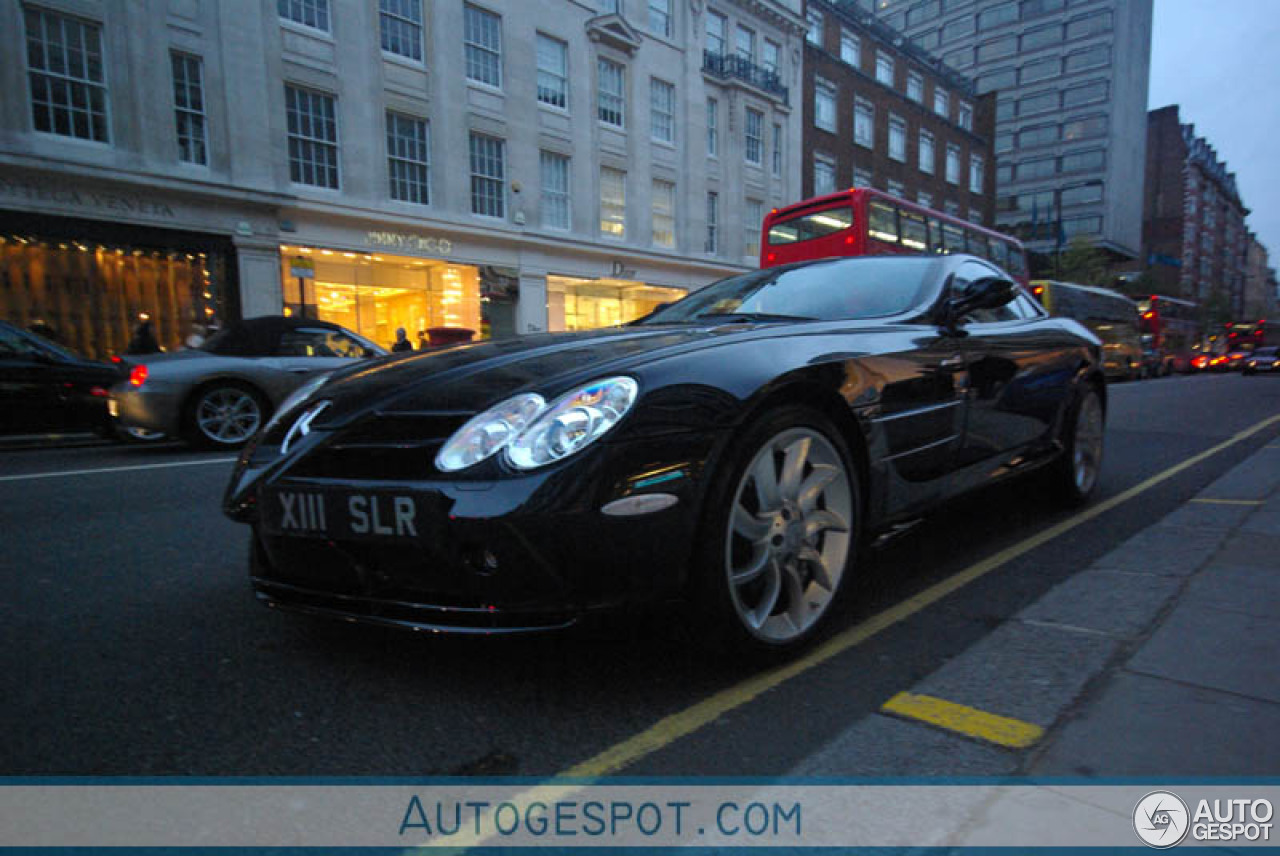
left=797, top=464, right=839, bottom=512
left=746, top=562, right=782, bottom=629
left=778, top=437, right=811, bottom=500
left=733, top=504, right=772, bottom=542
left=804, top=509, right=849, bottom=539
left=732, top=549, right=773, bottom=586
left=751, top=452, right=781, bottom=512
left=799, top=545, right=834, bottom=592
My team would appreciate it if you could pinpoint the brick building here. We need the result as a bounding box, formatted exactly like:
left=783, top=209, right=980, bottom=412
left=1143, top=105, right=1250, bottom=316
left=801, top=0, right=997, bottom=225
left=1243, top=234, right=1277, bottom=321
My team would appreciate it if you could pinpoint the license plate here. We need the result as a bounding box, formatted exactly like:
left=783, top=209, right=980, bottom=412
left=264, top=488, right=421, bottom=540
left=108, top=399, right=118, bottom=417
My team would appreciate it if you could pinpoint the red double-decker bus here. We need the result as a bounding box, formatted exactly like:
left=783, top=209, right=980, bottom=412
left=1134, top=294, right=1199, bottom=373
left=760, top=188, right=1030, bottom=288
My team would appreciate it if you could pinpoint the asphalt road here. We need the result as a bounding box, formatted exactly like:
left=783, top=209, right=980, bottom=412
left=1, top=373, right=1278, bottom=777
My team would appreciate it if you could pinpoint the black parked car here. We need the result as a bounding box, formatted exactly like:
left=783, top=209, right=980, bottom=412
left=224, top=255, right=1106, bottom=652
left=0, top=321, right=123, bottom=437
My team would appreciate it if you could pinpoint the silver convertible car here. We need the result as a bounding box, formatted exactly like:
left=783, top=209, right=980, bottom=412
left=110, top=316, right=385, bottom=449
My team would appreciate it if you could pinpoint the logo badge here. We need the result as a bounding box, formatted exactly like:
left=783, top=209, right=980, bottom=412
left=281, top=400, right=330, bottom=454
left=1134, top=791, right=1190, bottom=848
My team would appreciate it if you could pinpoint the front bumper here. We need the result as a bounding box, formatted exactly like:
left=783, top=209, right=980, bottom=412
left=232, top=428, right=722, bottom=633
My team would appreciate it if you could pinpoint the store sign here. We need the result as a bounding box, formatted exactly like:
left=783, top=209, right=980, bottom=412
left=365, top=231, right=453, bottom=255
left=0, top=176, right=175, bottom=219
left=290, top=257, right=315, bottom=279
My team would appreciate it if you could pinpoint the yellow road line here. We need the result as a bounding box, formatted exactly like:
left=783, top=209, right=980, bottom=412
left=881, top=692, right=1044, bottom=748
left=399, top=411, right=1280, bottom=853
left=559, top=410, right=1280, bottom=780
left=1189, top=498, right=1264, bottom=506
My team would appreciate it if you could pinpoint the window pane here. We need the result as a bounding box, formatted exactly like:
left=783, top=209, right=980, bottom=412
left=600, top=167, right=626, bottom=237
left=652, top=179, right=675, bottom=247
left=386, top=111, right=430, bottom=204
left=468, top=133, right=505, bottom=217
left=539, top=151, right=570, bottom=229
left=536, top=34, right=567, bottom=108
left=464, top=4, right=502, bottom=87
left=379, top=0, right=424, bottom=61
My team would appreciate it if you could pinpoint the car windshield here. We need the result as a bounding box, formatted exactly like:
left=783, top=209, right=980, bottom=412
left=639, top=256, right=940, bottom=325
left=1257, top=347, right=1278, bottom=357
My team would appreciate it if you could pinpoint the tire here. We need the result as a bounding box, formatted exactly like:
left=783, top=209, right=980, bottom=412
left=1047, top=382, right=1105, bottom=506
left=184, top=382, right=268, bottom=449
left=691, top=405, right=861, bottom=654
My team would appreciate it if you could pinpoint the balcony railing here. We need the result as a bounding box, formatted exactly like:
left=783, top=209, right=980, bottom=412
left=702, top=51, right=789, bottom=105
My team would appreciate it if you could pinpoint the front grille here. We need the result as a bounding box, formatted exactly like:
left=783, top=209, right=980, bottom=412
left=289, top=411, right=469, bottom=481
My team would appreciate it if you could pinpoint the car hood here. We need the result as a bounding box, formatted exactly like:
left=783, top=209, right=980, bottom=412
left=309, top=322, right=825, bottom=426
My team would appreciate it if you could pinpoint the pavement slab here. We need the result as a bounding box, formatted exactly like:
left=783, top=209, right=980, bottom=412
left=1159, top=501, right=1258, bottom=531
left=1127, top=602, right=1280, bottom=704
left=792, top=713, right=1019, bottom=777
left=1032, top=671, right=1280, bottom=776
left=1196, top=446, right=1280, bottom=500
left=1017, top=568, right=1182, bottom=638
left=1090, top=524, right=1227, bottom=577
left=1187, top=563, right=1280, bottom=621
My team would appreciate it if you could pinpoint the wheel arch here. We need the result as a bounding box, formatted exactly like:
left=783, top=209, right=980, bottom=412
left=180, top=375, right=274, bottom=443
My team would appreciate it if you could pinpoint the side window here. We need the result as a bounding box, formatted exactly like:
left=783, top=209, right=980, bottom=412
left=927, top=217, right=945, bottom=253
left=868, top=200, right=899, bottom=245
left=279, top=328, right=372, bottom=358
left=900, top=211, right=928, bottom=251
left=952, top=260, right=1017, bottom=323
left=0, top=327, right=47, bottom=360
left=1009, top=292, right=1044, bottom=320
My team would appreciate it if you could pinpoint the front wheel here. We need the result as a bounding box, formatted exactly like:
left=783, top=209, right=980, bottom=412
left=1048, top=383, right=1105, bottom=506
left=694, top=407, right=860, bottom=653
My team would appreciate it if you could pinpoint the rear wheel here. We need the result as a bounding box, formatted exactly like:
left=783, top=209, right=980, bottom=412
left=1048, top=382, right=1104, bottom=506
left=185, top=383, right=267, bottom=449
left=694, top=406, right=860, bottom=653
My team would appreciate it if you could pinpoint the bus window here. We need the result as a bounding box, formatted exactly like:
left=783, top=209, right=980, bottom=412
left=927, top=217, right=945, bottom=253
left=766, top=207, right=854, bottom=245
left=941, top=222, right=965, bottom=253
left=868, top=201, right=899, bottom=245
left=968, top=231, right=991, bottom=261
left=1007, top=245, right=1028, bottom=278
left=990, top=240, right=1009, bottom=269
left=900, top=211, right=928, bottom=251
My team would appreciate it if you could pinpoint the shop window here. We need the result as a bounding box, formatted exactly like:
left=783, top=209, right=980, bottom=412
left=547, top=276, right=686, bottom=332
left=23, top=7, right=110, bottom=143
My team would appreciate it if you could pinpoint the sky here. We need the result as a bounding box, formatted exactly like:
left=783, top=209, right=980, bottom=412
left=1147, top=0, right=1280, bottom=262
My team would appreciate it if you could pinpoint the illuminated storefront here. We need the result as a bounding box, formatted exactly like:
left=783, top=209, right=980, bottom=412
left=0, top=215, right=233, bottom=360
left=546, top=275, right=686, bottom=332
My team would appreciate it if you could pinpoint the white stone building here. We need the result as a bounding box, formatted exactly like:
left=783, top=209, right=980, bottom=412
left=0, top=0, right=805, bottom=358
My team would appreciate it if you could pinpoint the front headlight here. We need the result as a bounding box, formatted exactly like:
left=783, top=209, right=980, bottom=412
left=506, top=377, right=638, bottom=470
left=264, top=373, right=331, bottom=436
left=435, top=393, right=545, bottom=472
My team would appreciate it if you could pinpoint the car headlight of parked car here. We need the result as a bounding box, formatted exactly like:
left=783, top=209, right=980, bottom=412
left=436, top=377, right=639, bottom=473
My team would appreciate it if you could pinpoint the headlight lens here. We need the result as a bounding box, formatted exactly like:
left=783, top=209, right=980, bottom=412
left=435, top=393, right=546, bottom=472
left=264, top=373, right=331, bottom=436
left=506, top=377, right=638, bottom=470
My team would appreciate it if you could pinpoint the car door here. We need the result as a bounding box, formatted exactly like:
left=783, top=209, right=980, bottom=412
left=0, top=326, right=64, bottom=435
left=951, top=260, right=1074, bottom=480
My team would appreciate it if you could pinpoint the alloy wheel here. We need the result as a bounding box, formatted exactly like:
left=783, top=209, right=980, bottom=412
left=1072, top=390, right=1104, bottom=495
left=724, top=427, right=853, bottom=644
left=195, top=387, right=262, bottom=445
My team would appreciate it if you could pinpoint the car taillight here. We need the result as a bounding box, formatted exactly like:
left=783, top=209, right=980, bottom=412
left=129, top=365, right=148, bottom=387
left=90, top=386, right=109, bottom=397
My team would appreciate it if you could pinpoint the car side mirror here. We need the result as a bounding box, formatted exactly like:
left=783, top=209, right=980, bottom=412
left=946, top=277, right=1017, bottom=323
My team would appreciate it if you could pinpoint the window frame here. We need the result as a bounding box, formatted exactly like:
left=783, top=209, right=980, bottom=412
left=535, top=33, right=569, bottom=110
left=463, top=3, right=503, bottom=88
left=539, top=150, right=570, bottom=230
left=386, top=110, right=431, bottom=205
left=468, top=131, right=506, bottom=219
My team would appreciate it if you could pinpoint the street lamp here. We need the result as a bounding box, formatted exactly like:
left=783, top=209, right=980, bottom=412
left=1053, top=179, right=1105, bottom=280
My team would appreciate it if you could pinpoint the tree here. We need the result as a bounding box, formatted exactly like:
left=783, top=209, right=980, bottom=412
left=1054, top=236, right=1110, bottom=286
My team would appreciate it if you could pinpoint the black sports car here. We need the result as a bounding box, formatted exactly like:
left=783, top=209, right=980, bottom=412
left=0, top=320, right=123, bottom=437
left=223, top=254, right=1105, bottom=651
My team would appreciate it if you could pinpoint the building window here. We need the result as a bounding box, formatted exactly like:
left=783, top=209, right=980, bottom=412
left=598, top=59, right=625, bottom=127
left=945, top=143, right=960, bottom=185
left=170, top=52, right=206, bottom=164
left=464, top=4, right=502, bottom=87
left=285, top=85, right=339, bottom=188
left=648, top=0, right=671, bottom=37
left=772, top=122, right=782, bottom=175
left=652, top=179, right=676, bottom=248
left=907, top=71, right=924, bottom=103
left=706, top=191, right=719, bottom=254
left=599, top=0, right=620, bottom=12
left=977, top=67, right=1016, bottom=93
left=933, top=87, right=949, bottom=118
left=706, top=11, right=727, bottom=55
left=854, top=97, right=874, bottom=148
left=468, top=133, right=505, bottom=217
left=539, top=151, right=570, bottom=229
left=23, top=7, right=110, bottom=143
left=745, top=107, right=763, bottom=165
left=763, top=39, right=781, bottom=75
left=1021, top=22, right=1060, bottom=52
left=806, top=7, right=824, bottom=45
left=888, top=179, right=905, bottom=198
left=600, top=167, right=626, bottom=237
left=1019, top=123, right=1059, bottom=147
left=853, top=168, right=872, bottom=187
left=278, top=0, right=329, bottom=31
left=814, top=77, right=837, bottom=133
left=650, top=78, right=675, bottom=143
left=958, top=101, right=972, bottom=131
left=814, top=156, right=837, bottom=197
left=1063, top=115, right=1107, bottom=141
left=944, top=200, right=960, bottom=216
left=1061, top=182, right=1102, bottom=206
left=1065, top=44, right=1109, bottom=72
left=1021, top=56, right=1059, bottom=83
left=745, top=199, right=763, bottom=258
left=918, top=129, right=935, bottom=174
left=917, top=190, right=933, bottom=208
left=876, top=51, right=894, bottom=86
left=386, top=111, right=430, bottom=204
left=968, top=208, right=982, bottom=224
left=706, top=98, right=718, bottom=156
left=1020, top=156, right=1055, bottom=179
left=841, top=29, right=861, bottom=66
left=1063, top=80, right=1108, bottom=108
left=977, top=35, right=1017, bottom=62
left=1061, top=149, right=1104, bottom=173
left=379, top=0, right=424, bottom=62
left=942, top=15, right=975, bottom=41
left=536, top=34, right=568, bottom=109
left=888, top=114, right=906, bottom=162
left=978, top=1, right=1019, bottom=29
left=1019, top=90, right=1058, bottom=117
left=1067, top=11, right=1111, bottom=40
left=969, top=155, right=984, bottom=193
left=736, top=25, right=755, bottom=62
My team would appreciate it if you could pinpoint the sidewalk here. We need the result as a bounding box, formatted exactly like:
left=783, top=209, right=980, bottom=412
left=792, top=439, right=1280, bottom=780
left=0, top=432, right=114, bottom=451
